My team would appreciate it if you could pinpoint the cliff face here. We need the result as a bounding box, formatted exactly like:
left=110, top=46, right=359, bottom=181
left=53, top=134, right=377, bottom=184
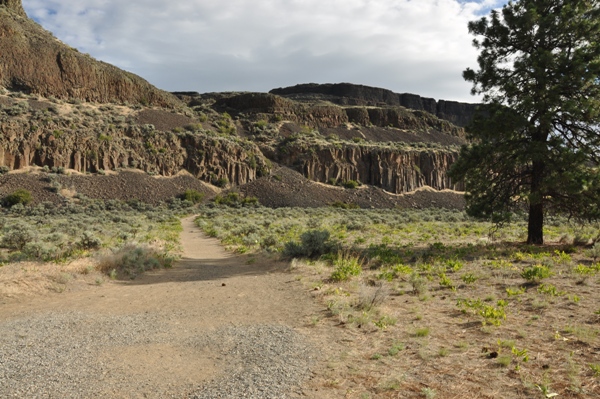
left=270, top=83, right=478, bottom=127
left=187, top=90, right=466, bottom=193
left=1, top=87, right=464, bottom=196
left=274, top=144, right=462, bottom=194
left=0, top=98, right=269, bottom=186
left=0, top=2, right=466, bottom=201
left=0, top=2, right=179, bottom=107
left=216, top=92, right=464, bottom=138
left=0, top=0, right=25, bottom=17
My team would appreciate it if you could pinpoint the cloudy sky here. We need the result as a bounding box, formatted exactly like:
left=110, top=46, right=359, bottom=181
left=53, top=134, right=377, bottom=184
left=22, top=0, right=506, bottom=103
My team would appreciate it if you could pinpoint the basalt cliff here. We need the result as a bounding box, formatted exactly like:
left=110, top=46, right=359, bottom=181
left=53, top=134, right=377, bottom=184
left=0, top=0, right=178, bottom=107
left=0, top=0, right=474, bottom=207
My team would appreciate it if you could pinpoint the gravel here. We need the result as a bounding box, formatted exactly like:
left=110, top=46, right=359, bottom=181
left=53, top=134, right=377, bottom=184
left=0, top=312, right=316, bottom=399
left=190, top=325, right=315, bottom=399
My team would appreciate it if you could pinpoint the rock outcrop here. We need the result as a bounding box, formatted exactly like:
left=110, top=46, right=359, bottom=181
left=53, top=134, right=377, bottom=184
left=0, top=98, right=269, bottom=186
left=0, top=2, right=468, bottom=202
left=215, top=92, right=464, bottom=137
left=0, top=0, right=25, bottom=17
left=0, top=1, right=179, bottom=107
left=270, top=83, right=478, bottom=127
left=274, top=144, right=462, bottom=194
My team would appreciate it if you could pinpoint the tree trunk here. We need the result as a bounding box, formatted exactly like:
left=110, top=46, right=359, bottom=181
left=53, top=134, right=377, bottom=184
left=527, top=201, right=544, bottom=244
left=527, top=157, right=545, bottom=245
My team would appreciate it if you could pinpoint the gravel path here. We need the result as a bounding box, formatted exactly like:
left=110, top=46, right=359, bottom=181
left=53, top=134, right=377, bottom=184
left=190, top=325, right=315, bottom=399
left=0, top=217, right=324, bottom=398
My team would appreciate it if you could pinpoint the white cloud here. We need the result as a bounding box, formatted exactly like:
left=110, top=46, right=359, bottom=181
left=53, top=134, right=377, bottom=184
left=22, top=0, right=506, bottom=102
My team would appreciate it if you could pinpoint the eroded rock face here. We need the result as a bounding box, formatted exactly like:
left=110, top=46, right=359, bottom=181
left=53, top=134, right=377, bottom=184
left=0, top=0, right=26, bottom=17
left=0, top=2, right=179, bottom=107
left=217, top=93, right=464, bottom=137
left=0, top=105, right=269, bottom=186
left=270, top=83, right=478, bottom=127
left=0, top=1, right=467, bottom=197
left=274, top=144, right=462, bottom=194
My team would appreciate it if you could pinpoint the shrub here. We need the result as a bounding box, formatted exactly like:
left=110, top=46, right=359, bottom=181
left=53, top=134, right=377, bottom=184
left=282, top=241, right=305, bottom=258
left=521, top=264, right=553, bottom=283
left=96, top=244, right=174, bottom=279
left=586, top=242, right=600, bottom=261
left=260, top=234, right=278, bottom=250
left=0, top=166, right=10, bottom=175
left=302, top=229, right=333, bottom=256
left=3, top=189, right=32, bottom=207
left=214, top=192, right=258, bottom=207
left=212, top=177, right=229, bottom=188
left=283, top=229, right=333, bottom=259
left=49, top=180, right=62, bottom=193
left=79, top=231, right=102, bottom=250
left=23, top=241, right=62, bottom=261
left=330, top=201, right=360, bottom=209
left=1, top=225, right=36, bottom=250
left=181, top=189, right=205, bottom=204
left=342, top=180, right=360, bottom=189
left=357, top=283, right=388, bottom=311
left=330, top=252, right=363, bottom=281
left=456, top=298, right=507, bottom=326
left=410, top=272, right=427, bottom=295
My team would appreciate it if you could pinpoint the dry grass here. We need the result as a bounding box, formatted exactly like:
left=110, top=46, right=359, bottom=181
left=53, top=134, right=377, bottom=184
left=0, top=259, right=105, bottom=299
left=96, top=243, right=174, bottom=279
left=292, top=245, right=600, bottom=398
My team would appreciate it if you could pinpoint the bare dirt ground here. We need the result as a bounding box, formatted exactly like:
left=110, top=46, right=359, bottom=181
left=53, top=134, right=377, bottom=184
left=0, top=217, right=342, bottom=398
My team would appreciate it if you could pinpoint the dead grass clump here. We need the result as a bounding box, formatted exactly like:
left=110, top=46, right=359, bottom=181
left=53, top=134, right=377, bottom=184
left=357, top=282, right=388, bottom=311
left=96, top=244, right=174, bottom=279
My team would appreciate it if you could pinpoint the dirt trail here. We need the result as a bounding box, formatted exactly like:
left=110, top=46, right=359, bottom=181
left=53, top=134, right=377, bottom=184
left=0, top=216, right=331, bottom=398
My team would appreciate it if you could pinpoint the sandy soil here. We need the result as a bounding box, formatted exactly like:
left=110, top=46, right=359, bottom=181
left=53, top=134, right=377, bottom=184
left=0, top=217, right=339, bottom=398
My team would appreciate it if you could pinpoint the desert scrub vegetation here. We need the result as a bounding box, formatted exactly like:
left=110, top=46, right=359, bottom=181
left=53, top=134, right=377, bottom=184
left=194, top=205, right=600, bottom=398
left=2, top=189, right=33, bottom=207
left=0, top=197, right=186, bottom=278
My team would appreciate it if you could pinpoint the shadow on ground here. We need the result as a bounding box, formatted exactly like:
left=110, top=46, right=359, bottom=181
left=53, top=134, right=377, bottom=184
left=117, top=253, right=291, bottom=286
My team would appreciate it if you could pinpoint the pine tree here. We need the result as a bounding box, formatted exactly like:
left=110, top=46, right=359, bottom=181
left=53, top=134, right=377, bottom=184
left=450, top=0, right=600, bottom=244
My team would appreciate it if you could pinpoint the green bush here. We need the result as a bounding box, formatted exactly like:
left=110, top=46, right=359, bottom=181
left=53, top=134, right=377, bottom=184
left=212, top=177, right=229, bottom=188
left=456, top=298, right=507, bottom=326
left=79, top=231, right=102, bottom=250
left=23, top=241, right=63, bottom=261
left=214, top=192, right=258, bottom=207
left=181, top=189, right=205, bottom=204
left=330, top=252, right=363, bottom=281
left=1, top=225, right=36, bottom=250
left=521, top=264, right=553, bottom=283
left=282, top=241, right=305, bottom=258
left=301, top=229, right=332, bottom=257
left=330, top=201, right=360, bottom=209
left=3, top=189, right=33, bottom=207
left=260, top=234, right=278, bottom=250
left=283, top=229, right=332, bottom=258
left=342, top=180, right=360, bottom=189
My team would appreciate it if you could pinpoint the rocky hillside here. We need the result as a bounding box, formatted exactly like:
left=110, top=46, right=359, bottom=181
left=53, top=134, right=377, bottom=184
left=0, top=0, right=179, bottom=107
left=198, top=89, right=468, bottom=194
left=0, top=82, right=472, bottom=205
left=0, top=93, right=270, bottom=187
left=270, top=83, right=477, bottom=127
left=0, top=0, right=474, bottom=207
